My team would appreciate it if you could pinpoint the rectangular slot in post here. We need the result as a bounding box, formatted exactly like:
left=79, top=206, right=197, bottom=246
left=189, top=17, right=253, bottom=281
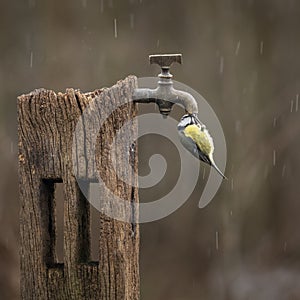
left=90, top=203, right=100, bottom=262
left=40, top=178, right=63, bottom=267
left=76, top=180, right=100, bottom=263
left=54, top=181, right=64, bottom=264
left=76, top=180, right=91, bottom=263
left=88, top=181, right=101, bottom=262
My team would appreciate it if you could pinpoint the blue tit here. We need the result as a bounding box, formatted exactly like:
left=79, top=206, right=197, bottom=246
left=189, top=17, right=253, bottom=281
left=178, top=114, right=227, bottom=179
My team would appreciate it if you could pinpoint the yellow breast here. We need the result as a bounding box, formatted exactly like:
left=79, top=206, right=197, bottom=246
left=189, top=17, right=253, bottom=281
left=183, top=124, right=214, bottom=155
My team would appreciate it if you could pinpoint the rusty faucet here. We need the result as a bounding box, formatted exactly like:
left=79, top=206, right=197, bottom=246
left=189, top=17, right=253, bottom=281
left=133, top=54, right=198, bottom=118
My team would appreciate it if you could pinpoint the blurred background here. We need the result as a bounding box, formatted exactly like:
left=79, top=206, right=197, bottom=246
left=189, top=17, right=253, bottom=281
left=1, top=0, right=300, bottom=299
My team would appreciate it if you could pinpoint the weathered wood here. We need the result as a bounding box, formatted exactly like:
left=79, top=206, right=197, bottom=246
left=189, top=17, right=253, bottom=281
left=18, top=76, right=139, bottom=299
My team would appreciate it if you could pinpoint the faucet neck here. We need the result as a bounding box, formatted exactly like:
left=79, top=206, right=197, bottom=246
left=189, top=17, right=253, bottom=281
left=159, top=67, right=172, bottom=78
left=158, top=67, right=173, bottom=85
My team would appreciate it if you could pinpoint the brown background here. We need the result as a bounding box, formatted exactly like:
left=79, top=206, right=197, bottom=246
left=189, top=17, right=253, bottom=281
left=1, top=0, right=300, bottom=299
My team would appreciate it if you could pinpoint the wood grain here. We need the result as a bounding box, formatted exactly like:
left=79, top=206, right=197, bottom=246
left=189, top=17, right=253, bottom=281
left=18, top=76, right=139, bottom=299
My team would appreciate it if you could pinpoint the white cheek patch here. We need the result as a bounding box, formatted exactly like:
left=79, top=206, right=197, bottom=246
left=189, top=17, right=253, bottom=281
left=180, top=117, right=192, bottom=127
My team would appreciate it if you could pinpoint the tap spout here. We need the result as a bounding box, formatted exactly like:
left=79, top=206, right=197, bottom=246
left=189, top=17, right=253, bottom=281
left=133, top=86, right=198, bottom=117
left=171, top=88, right=198, bottom=115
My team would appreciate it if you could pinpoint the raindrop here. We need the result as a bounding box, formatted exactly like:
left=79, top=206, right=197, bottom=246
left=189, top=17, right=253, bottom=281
left=114, top=18, right=118, bottom=38
left=82, top=0, right=87, bottom=8
left=296, top=94, right=299, bottom=112
left=260, top=41, right=264, bottom=55
left=235, top=40, right=240, bottom=56
left=273, top=150, right=276, bottom=166
left=156, top=40, right=160, bottom=48
left=281, top=164, right=286, bottom=178
left=10, top=141, right=14, bottom=154
left=230, top=210, right=233, bottom=216
left=130, top=13, right=135, bottom=29
left=283, top=241, right=287, bottom=252
left=30, top=51, right=33, bottom=68
left=235, top=120, right=241, bottom=135
left=231, top=179, right=234, bottom=191
left=215, top=231, right=219, bottom=251
left=290, top=99, right=294, bottom=112
left=100, top=0, right=104, bottom=13
left=203, top=167, right=206, bottom=179
left=273, top=117, right=277, bottom=128
left=219, top=56, right=224, bottom=74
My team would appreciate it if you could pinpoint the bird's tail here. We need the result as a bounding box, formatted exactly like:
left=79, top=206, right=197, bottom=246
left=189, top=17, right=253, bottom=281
left=211, top=159, right=227, bottom=180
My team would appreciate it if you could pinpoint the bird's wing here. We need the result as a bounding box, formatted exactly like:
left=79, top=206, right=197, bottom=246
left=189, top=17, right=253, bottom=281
left=195, top=146, right=212, bottom=165
left=180, top=131, right=212, bottom=165
left=179, top=133, right=201, bottom=159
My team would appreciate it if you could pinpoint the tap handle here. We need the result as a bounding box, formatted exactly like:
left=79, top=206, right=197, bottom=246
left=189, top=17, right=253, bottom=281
left=149, top=54, right=182, bottom=70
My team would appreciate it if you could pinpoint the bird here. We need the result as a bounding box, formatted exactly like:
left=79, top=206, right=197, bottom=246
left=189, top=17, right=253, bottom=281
left=177, top=114, right=227, bottom=179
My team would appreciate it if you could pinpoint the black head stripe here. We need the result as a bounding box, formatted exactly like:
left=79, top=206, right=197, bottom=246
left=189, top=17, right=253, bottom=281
left=178, top=114, right=198, bottom=129
left=178, top=115, right=192, bottom=130
left=177, top=114, right=206, bottom=134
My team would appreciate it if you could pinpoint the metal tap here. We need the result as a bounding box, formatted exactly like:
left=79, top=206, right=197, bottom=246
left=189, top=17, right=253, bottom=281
left=133, top=54, right=198, bottom=118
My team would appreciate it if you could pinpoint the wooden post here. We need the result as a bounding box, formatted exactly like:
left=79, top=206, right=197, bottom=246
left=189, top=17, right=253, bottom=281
left=18, top=76, right=139, bottom=299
